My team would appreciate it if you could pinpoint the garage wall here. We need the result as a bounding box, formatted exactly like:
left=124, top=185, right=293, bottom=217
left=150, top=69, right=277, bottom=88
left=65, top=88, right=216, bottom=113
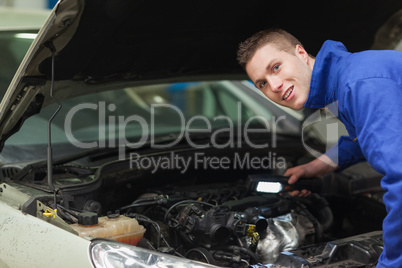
left=0, top=0, right=56, bottom=9
left=14, top=0, right=46, bottom=9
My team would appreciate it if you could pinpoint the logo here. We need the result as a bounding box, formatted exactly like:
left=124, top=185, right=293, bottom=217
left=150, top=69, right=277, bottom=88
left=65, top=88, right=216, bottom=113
left=301, top=102, right=343, bottom=167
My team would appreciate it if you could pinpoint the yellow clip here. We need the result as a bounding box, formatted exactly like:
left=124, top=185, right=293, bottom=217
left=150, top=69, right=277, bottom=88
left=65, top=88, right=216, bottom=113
left=247, top=224, right=256, bottom=236
left=252, top=232, right=260, bottom=243
left=43, top=208, right=57, bottom=219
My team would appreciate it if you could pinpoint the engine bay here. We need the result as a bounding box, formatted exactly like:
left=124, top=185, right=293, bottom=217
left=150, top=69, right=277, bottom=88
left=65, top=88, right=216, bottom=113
left=0, top=147, right=386, bottom=267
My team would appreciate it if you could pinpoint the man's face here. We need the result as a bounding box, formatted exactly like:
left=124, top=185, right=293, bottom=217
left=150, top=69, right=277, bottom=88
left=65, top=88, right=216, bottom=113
left=246, top=43, right=314, bottom=110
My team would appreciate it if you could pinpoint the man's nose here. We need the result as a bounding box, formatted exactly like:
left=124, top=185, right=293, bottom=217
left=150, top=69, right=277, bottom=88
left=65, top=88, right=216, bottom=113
left=267, top=76, right=282, bottom=92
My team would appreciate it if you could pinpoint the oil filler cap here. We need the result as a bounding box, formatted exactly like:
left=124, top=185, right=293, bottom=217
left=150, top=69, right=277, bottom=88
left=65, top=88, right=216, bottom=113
left=78, top=212, right=98, bottom=226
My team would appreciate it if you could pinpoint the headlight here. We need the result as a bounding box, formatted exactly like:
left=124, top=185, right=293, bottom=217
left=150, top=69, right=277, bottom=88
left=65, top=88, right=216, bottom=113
left=90, top=239, right=218, bottom=268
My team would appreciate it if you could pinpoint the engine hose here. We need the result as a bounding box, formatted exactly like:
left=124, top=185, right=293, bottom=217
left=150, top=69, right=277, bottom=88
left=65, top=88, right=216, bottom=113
left=227, top=245, right=260, bottom=263
left=56, top=205, right=75, bottom=223
left=307, top=194, right=334, bottom=232
left=177, top=230, right=197, bottom=248
left=315, top=206, right=334, bottom=232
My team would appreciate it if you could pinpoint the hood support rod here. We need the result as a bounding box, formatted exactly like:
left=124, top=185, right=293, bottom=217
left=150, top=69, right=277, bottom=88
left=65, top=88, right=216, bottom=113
left=46, top=41, right=62, bottom=208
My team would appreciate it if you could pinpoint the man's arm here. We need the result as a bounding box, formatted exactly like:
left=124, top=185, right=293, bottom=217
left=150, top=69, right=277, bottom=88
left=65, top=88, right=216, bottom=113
left=284, top=133, right=365, bottom=185
left=325, top=135, right=365, bottom=170
left=342, top=77, right=402, bottom=267
left=284, top=154, right=338, bottom=182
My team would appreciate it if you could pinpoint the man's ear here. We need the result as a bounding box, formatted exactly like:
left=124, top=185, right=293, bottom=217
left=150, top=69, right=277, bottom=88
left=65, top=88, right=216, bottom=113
left=295, top=44, right=309, bottom=63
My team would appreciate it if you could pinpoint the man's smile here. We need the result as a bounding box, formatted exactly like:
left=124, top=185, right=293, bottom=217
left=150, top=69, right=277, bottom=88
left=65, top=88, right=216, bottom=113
left=282, top=86, right=294, bottom=100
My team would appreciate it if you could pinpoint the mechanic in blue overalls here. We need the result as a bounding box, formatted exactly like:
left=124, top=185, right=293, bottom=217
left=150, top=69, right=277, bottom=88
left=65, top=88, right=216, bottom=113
left=237, top=28, right=402, bottom=268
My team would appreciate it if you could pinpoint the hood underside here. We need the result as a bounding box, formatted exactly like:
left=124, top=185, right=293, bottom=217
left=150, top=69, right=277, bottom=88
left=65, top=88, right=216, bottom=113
left=36, top=0, right=402, bottom=83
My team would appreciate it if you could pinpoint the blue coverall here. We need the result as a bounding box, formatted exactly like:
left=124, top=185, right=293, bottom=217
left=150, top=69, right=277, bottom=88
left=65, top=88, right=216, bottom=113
left=304, top=40, right=402, bottom=268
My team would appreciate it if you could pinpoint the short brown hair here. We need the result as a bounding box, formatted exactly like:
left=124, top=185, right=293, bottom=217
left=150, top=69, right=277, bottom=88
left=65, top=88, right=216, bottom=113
left=237, top=28, right=304, bottom=69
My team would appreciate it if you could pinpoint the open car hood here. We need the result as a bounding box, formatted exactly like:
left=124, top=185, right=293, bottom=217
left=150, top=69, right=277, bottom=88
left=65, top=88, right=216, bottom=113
left=0, top=0, right=401, bottom=150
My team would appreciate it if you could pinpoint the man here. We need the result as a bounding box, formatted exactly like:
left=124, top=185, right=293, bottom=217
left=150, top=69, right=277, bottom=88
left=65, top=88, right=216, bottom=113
left=237, top=28, right=402, bottom=268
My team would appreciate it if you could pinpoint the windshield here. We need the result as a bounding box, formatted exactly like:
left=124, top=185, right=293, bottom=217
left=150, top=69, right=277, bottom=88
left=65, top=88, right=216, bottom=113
left=3, top=80, right=301, bottom=162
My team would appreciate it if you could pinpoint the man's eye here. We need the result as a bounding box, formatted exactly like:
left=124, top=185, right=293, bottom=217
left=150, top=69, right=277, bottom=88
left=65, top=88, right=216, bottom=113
left=273, top=64, right=280, bottom=72
left=259, top=81, right=266, bottom=88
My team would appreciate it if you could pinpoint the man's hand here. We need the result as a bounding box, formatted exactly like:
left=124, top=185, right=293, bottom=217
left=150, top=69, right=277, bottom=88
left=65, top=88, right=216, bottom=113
left=283, top=155, right=339, bottom=196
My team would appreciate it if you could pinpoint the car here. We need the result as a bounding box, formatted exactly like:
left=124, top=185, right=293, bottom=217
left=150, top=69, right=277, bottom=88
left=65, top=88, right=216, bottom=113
left=0, top=1, right=401, bottom=267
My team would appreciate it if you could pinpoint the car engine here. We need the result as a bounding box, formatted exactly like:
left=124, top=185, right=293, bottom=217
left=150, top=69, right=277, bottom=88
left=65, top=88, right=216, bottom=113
left=113, top=180, right=332, bottom=267
left=0, top=147, right=386, bottom=267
